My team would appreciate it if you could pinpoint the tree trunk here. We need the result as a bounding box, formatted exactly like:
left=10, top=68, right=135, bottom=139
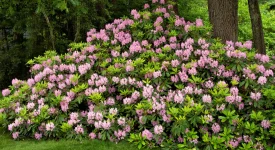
left=248, top=0, right=266, bottom=54
left=42, top=11, right=55, bottom=50
left=173, top=0, right=179, bottom=15
left=74, top=15, right=81, bottom=42
left=208, top=0, right=238, bottom=43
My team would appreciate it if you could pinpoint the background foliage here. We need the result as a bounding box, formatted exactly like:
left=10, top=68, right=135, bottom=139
left=0, top=0, right=149, bottom=90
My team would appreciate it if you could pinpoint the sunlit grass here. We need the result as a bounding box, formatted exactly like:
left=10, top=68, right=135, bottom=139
left=0, top=128, right=140, bottom=150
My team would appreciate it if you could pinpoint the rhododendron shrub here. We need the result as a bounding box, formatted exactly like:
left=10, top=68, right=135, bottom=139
left=1, top=0, right=275, bottom=149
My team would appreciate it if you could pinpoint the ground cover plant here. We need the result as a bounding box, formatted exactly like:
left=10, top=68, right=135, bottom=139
left=1, top=0, right=275, bottom=149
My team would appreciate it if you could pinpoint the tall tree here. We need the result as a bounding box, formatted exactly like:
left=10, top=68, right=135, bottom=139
left=248, top=0, right=266, bottom=54
left=208, top=0, right=238, bottom=43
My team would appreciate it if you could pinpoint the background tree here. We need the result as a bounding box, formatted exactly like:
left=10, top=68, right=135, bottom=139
left=207, top=0, right=239, bottom=43
left=0, top=0, right=150, bottom=90
left=248, top=0, right=266, bottom=54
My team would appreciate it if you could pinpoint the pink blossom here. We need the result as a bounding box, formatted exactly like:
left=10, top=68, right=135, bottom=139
left=54, top=90, right=62, bottom=97
left=144, top=4, right=150, bottom=9
left=175, top=19, right=183, bottom=26
left=159, top=0, right=165, bottom=4
left=152, top=0, right=158, bottom=4
left=70, top=112, right=79, bottom=121
left=154, top=125, right=163, bottom=135
left=142, top=129, right=153, bottom=140
left=45, top=122, right=55, bottom=131
left=58, top=83, right=66, bottom=89
left=257, top=76, right=267, bottom=85
left=95, top=112, right=103, bottom=121
left=230, top=87, right=239, bottom=96
left=211, top=123, right=220, bottom=133
left=78, top=63, right=91, bottom=75
left=124, top=125, right=131, bottom=132
left=105, top=97, right=115, bottom=105
left=131, top=9, right=138, bottom=16
left=184, top=86, right=193, bottom=94
left=243, top=41, right=252, bottom=49
left=152, top=101, right=165, bottom=111
left=89, top=132, right=97, bottom=139
left=169, top=36, right=177, bottom=43
left=204, top=80, right=214, bottom=88
left=226, top=96, right=235, bottom=104
left=75, top=125, right=84, bottom=134
left=188, top=67, right=197, bottom=75
left=264, top=69, right=273, bottom=77
left=120, top=78, right=128, bottom=85
left=12, top=132, right=19, bottom=139
left=94, top=121, right=102, bottom=129
left=35, top=132, right=42, bottom=140
left=129, top=41, right=142, bottom=53
left=48, top=83, right=55, bottom=89
left=8, top=123, right=14, bottom=131
left=171, top=75, right=179, bottom=82
left=238, top=103, right=244, bottom=110
left=101, top=120, right=111, bottom=130
left=243, top=135, right=251, bottom=143
left=261, top=120, right=271, bottom=129
left=250, top=92, right=261, bottom=101
left=174, top=92, right=184, bottom=104
left=259, top=55, right=270, bottom=63
left=143, top=85, right=154, bottom=98
left=131, top=91, right=140, bottom=100
left=136, top=109, right=143, bottom=116
left=126, top=65, right=134, bottom=72
left=123, top=97, right=132, bottom=105
left=111, top=50, right=120, bottom=57
left=114, top=130, right=126, bottom=140
left=153, top=71, right=162, bottom=78
left=49, top=107, right=56, bottom=114
left=184, top=24, right=190, bottom=32
left=122, top=52, right=129, bottom=58
left=196, top=19, right=203, bottom=27
left=190, top=139, right=199, bottom=144
left=2, top=89, right=11, bottom=97
left=202, top=95, right=212, bottom=103
left=27, top=102, right=35, bottom=110
left=118, top=117, right=126, bottom=126
left=204, top=115, right=213, bottom=123
left=99, top=86, right=106, bottom=93
left=171, top=60, right=180, bottom=67
left=60, top=100, right=69, bottom=112
left=229, top=139, right=239, bottom=148
left=194, top=88, right=203, bottom=95
left=164, top=13, right=170, bottom=18
left=27, top=78, right=35, bottom=87
left=178, top=136, right=183, bottom=143
left=109, top=108, right=118, bottom=115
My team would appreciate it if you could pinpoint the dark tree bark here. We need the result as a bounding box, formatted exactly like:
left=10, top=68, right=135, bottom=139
left=208, top=0, right=238, bottom=43
left=173, top=0, right=179, bottom=15
left=248, top=0, right=266, bottom=54
left=74, top=15, right=81, bottom=42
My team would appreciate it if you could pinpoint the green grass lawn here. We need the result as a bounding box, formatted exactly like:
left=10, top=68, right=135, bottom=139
left=0, top=128, right=141, bottom=150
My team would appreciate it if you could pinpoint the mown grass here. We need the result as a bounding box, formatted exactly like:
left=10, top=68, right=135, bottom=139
left=0, top=128, right=141, bottom=150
